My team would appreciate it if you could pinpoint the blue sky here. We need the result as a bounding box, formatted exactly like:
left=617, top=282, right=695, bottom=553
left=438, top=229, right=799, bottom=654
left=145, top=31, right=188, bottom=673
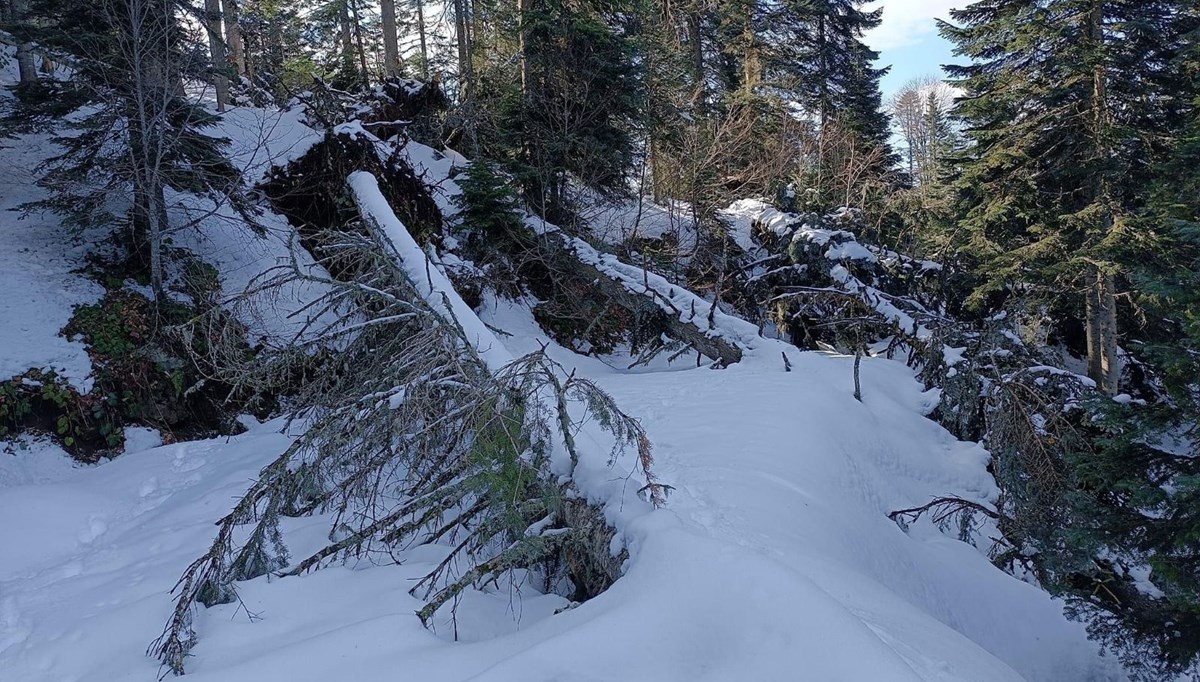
left=864, top=0, right=965, bottom=98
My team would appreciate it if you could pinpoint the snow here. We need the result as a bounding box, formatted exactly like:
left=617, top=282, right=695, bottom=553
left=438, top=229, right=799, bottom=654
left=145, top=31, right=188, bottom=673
left=579, top=190, right=700, bottom=254
left=212, top=106, right=324, bottom=185
left=0, top=44, right=102, bottom=391
left=347, top=171, right=512, bottom=370
left=527, top=215, right=766, bottom=358
left=825, top=239, right=878, bottom=262
left=721, top=198, right=793, bottom=250
left=0, top=130, right=105, bottom=391
left=0, top=311, right=1125, bottom=682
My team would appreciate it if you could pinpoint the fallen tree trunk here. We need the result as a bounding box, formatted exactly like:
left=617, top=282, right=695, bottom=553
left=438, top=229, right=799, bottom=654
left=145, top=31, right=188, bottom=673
left=151, top=172, right=665, bottom=676
left=534, top=225, right=751, bottom=366
left=265, top=128, right=756, bottom=367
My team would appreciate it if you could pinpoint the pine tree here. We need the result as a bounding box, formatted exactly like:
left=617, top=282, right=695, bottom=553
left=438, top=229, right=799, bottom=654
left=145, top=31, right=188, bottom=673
left=942, top=0, right=1195, bottom=394
left=508, top=0, right=641, bottom=223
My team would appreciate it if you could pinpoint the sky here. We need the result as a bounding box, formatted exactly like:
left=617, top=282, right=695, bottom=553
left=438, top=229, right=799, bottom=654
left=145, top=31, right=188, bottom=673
left=864, top=0, right=965, bottom=99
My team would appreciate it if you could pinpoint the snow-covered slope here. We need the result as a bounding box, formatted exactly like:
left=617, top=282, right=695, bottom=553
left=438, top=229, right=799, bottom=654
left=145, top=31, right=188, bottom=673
left=0, top=296, right=1124, bottom=681
left=0, top=131, right=105, bottom=390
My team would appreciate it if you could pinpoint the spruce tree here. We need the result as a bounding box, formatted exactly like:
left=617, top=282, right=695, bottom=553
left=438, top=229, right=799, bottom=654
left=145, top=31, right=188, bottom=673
left=944, top=1, right=1200, bottom=675
left=510, top=0, right=641, bottom=223
left=942, top=0, right=1194, bottom=394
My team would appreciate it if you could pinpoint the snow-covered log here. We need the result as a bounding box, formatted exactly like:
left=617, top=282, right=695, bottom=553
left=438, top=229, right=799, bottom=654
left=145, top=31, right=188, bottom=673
left=348, top=170, right=512, bottom=370
left=529, top=218, right=757, bottom=366
left=150, top=169, right=668, bottom=676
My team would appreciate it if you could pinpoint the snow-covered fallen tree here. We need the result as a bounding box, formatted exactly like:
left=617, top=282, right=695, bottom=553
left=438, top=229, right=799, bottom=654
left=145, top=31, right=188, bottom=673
left=264, top=126, right=763, bottom=368
left=150, top=172, right=667, bottom=676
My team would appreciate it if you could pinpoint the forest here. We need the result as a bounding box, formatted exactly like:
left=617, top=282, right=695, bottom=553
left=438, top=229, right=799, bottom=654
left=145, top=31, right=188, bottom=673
left=0, top=0, right=1198, bottom=680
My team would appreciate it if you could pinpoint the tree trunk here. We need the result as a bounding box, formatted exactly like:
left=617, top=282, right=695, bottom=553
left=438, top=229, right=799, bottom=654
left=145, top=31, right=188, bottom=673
left=204, top=0, right=229, bottom=111
left=687, top=10, right=704, bottom=108
left=517, top=0, right=529, bottom=96
left=452, top=0, right=477, bottom=151
left=380, top=0, right=400, bottom=78
left=222, top=0, right=245, bottom=76
left=16, top=42, right=37, bottom=84
left=340, top=1, right=355, bottom=80
left=817, top=14, right=828, bottom=127
left=414, top=0, right=429, bottom=79
left=148, top=177, right=168, bottom=301
left=1085, top=268, right=1120, bottom=395
left=348, top=0, right=370, bottom=84
left=535, top=230, right=746, bottom=366
left=1081, top=0, right=1119, bottom=396
left=741, top=22, right=759, bottom=95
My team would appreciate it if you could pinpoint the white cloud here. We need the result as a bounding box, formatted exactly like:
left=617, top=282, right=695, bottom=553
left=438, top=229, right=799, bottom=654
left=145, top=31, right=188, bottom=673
left=863, top=0, right=964, bottom=52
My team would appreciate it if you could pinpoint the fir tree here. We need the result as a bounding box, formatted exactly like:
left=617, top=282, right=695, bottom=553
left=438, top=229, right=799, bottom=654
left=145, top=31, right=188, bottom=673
left=944, top=1, right=1200, bottom=674
left=942, top=0, right=1195, bottom=394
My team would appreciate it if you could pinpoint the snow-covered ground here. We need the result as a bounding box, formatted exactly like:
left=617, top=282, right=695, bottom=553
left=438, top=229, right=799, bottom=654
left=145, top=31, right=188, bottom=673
left=0, top=133, right=105, bottom=391
left=0, top=296, right=1125, bottom=681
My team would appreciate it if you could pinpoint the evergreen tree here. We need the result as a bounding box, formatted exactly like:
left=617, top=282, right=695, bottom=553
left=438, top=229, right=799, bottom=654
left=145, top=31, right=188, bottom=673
left=942, top=0, right=1195, bottom=394
left=509, top=0, right=641, bottom=223
left=944, top=1, right=1200, bottom=674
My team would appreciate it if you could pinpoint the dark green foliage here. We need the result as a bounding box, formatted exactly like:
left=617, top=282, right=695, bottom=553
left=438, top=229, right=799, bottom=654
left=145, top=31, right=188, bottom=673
left=474, top=0, right=641, bottom=224
left=455, top=159, right=525, bottom=249
left=940, top=1, right=1200, bottom=674
left=4, top=0, right=256, bottom=293
left=0, top=370, right=121, bottom=457
left=941, top=0, right=1195, bottom=305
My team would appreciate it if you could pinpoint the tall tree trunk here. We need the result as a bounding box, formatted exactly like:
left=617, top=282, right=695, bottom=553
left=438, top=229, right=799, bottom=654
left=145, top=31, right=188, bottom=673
left=741, top=29, right=759, bottom=95
left=1082, top=0, right=1120, bottom=395
left=1085, top=268, right=1120, bottom=395
left=222, top=0, right=245, bottom=76
left=414, top=0, right=429, bottom=79
left=340, top=1, right=355, bottom=78
left=16, top=42, right=37, bottom=84
left=204, top=0, right=229, bottom=110
left=452, top=0, right=477, bottom=151
left=817, top=14, right=828, bottom=127
left=517, top=0, right=529, bottom=97
left=147, top=176, right=168, bottom=301
left=687, top=10, right=704, bottom=109
left=349, top=0, right=370, bottom=84
left=380, top=0, right=400, bottom=78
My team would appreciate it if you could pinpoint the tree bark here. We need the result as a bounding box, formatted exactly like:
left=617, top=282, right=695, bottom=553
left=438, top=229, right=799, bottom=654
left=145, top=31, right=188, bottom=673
left=1082, top=0, right=1120, bottom=396
left=535, top=230, right=745, bottom=366
left=339, top=1, right=355, bottom=80
left=348, top=0, right=370, bottom=84
left=687, top=10, right=704, bottom=108
left=222, top=0, right=245, bottom=76
left=16, top=42, right=36, bottom=84
left=380, top=0, right=400, bottom=78
left=1085, top=268, right=1120, bottom=395
left=414, top=0, right=429, bottom=79
left=204, top=0, right=229, bottom=110
left=452, top=0, right=477, bottom=151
